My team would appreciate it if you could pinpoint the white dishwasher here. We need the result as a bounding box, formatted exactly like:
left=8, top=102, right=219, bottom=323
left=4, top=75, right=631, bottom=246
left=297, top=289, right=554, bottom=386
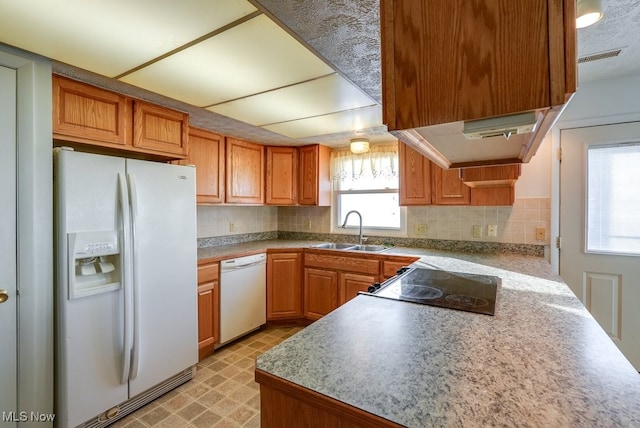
left=219, top=253, right=267, bottom=346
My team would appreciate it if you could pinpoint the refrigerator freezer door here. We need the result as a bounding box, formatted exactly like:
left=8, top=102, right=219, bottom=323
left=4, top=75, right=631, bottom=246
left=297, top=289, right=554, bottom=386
left=125, top=159, right=198, bottom=397
left=55, top=150, right=129, bottom=428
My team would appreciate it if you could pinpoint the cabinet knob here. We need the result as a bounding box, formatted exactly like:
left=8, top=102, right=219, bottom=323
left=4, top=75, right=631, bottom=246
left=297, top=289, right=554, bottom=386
left=0, top=289, right=9, bottom=303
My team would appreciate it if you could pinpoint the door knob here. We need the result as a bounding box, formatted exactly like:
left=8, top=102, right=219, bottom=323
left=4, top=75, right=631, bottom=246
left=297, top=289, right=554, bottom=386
left=0, top=289, right=9, bottom=303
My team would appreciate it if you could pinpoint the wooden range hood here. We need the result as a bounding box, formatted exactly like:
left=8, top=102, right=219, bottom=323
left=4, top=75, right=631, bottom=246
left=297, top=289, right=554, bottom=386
left=381, top=0, right=577, bottom=169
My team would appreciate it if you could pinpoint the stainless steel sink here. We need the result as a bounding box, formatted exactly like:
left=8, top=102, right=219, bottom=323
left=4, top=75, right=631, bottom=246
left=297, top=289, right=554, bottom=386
left=350, top=244, right=389, bottom=253
left=311, top=243, right=390, bottom=253
left=311, top=242, right=358, bottom=250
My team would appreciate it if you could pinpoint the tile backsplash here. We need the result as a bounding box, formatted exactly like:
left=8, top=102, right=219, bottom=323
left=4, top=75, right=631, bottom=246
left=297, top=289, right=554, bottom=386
left=197, top=198, right=551, bottom=246
left=275, top=198, right=551, bottom=246
left=197, top=205, right=277, bottom=239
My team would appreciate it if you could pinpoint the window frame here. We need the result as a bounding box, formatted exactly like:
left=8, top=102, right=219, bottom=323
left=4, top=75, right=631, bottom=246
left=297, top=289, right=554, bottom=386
left=585, top=142, right=640, bottom=256
left=331, top=187, right=407, bottom=237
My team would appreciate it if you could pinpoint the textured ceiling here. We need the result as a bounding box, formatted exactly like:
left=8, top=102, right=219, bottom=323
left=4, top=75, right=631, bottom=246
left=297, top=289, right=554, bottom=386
left=576, top=0, right=640, bottom=83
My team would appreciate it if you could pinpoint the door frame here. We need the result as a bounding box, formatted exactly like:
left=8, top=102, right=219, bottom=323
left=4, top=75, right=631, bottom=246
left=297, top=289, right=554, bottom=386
left=550, top=111, right=640, bottom=273
left=0, top=46, right=53, bottom=422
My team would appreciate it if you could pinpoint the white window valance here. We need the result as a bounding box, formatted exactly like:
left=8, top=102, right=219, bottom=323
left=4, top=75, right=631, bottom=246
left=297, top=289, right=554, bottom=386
left=331, top=142, right=399, bottom=187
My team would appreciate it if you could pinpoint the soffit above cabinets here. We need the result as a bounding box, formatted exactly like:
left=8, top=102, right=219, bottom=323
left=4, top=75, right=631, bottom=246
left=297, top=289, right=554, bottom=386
left=0, top=0, right=387, bottom=146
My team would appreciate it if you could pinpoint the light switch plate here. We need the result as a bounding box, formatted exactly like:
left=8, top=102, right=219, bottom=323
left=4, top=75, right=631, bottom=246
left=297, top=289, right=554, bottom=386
left=536, top=227, right=546, bottom=240
left=473, top=225, right=483, bottom=238
left=487, top=225, right=498, bottom=237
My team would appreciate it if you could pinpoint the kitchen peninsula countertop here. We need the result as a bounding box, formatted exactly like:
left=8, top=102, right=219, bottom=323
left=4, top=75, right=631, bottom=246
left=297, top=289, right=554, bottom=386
left=255, top=251, right=640, bottom=427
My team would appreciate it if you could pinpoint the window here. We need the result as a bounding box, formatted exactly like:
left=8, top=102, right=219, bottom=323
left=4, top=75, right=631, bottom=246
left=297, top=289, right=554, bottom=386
left=331, top=143, right=406, bottom=235
left=587, top=142, right=640, bottom=255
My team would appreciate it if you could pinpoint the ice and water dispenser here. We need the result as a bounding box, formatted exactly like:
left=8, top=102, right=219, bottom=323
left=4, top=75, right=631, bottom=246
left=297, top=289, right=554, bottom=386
left=68, top=230, right=121, bottom=299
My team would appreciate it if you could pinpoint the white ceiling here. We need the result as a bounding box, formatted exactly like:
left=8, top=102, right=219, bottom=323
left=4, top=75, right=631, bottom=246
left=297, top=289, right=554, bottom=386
left=0, top=0, right=638, bottom=148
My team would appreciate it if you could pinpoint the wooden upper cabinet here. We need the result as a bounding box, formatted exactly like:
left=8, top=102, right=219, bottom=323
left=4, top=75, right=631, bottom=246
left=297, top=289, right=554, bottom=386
left=53, top=74, right=131, bottom=147
left=177, top=127, right=225, bottom=204
left=432, top=165, right=470, bottom=205
left=381, top=0, right=576, bottom=129
left=53, top=74, right=189, bottom=160
left=133, top=100, right=188, bottom=157
left=399, top=142, right=432, bottom=205
left=298, top=145, right=331, bottom=206
left=226, top=138, right=264, bottom=204
left=266, top=147, right=298, bottom=206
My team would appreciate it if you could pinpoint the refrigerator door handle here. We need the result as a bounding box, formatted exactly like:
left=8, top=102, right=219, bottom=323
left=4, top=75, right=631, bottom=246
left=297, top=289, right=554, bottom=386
left=118, top=173, right=133, bottom=385
left=127, top=173, right=141, bottom=381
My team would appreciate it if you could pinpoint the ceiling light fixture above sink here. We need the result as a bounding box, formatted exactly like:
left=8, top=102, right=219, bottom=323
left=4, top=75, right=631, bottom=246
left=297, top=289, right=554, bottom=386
left=350, top=138, right=370, bottom=154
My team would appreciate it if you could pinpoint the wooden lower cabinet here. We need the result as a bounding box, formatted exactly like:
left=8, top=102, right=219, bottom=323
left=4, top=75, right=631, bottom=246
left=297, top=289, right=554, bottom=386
left=304, top=268, right=339, bottom=321
left=256, top=369, right=402, bottom=428
left=339, top=272, right=377, bottom=305
left=197, top=261, right=219, bottom=360
left=267, top=252, right=303, bottom=320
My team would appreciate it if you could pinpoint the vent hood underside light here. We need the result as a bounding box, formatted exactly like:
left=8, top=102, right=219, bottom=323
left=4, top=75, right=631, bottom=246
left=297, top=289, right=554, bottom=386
left=390, top=109, right=557, bottom=170
left=462, top=111, right=538, bottom=140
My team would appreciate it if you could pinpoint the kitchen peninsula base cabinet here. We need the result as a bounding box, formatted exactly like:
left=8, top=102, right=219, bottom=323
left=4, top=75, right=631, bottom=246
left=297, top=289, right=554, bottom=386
left=197, top=261, right=219, bottom=360
left=267, top=251, right=303, bottom=320
left=256, top=370, right=402, bottom=428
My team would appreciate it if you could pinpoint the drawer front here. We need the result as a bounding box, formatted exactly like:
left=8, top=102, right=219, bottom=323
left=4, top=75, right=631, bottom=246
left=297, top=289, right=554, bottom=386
left=198, top=262, right=219, bottom=284
left=304, top=253, right=379, bottom=275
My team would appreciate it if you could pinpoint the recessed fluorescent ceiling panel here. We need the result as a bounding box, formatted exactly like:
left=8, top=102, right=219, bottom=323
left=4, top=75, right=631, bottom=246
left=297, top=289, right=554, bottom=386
left=120, top=14, right=335, bottom=107
left=0, top=0, right=258, bottom=77
left=207, top=73, right=377, bottom=126
left=263, top=105, right=382, bottom=139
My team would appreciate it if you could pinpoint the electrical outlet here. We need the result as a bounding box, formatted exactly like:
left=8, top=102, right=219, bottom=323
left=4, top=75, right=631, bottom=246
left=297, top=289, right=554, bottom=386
left=306, top=220, right=312, bottom=230
left=487, top=225, right=498, bottom=237
left=535, top=227, right=546, bottom=241
left=473, top=225, right=483, bottom=238
left=415, top=224, right=428, bottom=235
left=229, top=222, right=235, bottom=232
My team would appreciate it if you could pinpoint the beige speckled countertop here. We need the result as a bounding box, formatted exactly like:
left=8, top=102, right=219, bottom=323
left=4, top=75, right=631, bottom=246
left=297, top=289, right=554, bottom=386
left=255, top=249, right=640, bottom=427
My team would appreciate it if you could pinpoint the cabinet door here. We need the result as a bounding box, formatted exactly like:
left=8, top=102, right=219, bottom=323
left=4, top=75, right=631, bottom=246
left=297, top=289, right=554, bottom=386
left=133, top=100, right=189, bottom=156
left=52, top=74, right=131, bottom=147
left=382, top=0, right=559, bottom=129
left=226, top=138, right=265, bottom=204
left=266, top=147, right=297, bottom=205
left=298, top=145, right=331, bottom=206
left=267, top=252, right=303, bottom=319
left=399, top=142, right=432, bottom=205
left=304, top=268, right=339, bottom=321
left=180, top=127, right=225, bottom=204
left=197, top=262, right=219, bottom=360
left=432, top=165, right=470, bottom=205
left=339, top=272, right=377, bottom=305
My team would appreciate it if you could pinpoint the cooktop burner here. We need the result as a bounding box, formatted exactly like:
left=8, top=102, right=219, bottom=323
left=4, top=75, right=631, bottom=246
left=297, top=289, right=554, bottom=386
left=365, top=267, right=500, bottom=315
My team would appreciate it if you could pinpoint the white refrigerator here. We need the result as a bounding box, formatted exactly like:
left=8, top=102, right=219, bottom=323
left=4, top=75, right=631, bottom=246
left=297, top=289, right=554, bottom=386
left=54, top=148, right=198, bottom=428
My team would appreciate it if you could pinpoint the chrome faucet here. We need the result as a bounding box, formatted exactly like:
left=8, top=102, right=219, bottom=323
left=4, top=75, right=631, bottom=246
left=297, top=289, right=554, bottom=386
left=341, top=210, right=364, bottom=245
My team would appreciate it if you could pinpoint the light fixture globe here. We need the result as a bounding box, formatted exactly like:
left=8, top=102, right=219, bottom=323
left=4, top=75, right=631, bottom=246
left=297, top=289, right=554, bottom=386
left=350, top=138, right=370, bottom=154
left=577, top=0, right=604, bottom=28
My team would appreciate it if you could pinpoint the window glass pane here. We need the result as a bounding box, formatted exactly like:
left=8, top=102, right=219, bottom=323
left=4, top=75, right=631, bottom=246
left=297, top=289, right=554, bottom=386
left=587, top=143, right=640, bottom=255
left=338, top=193, right=401, bottom=229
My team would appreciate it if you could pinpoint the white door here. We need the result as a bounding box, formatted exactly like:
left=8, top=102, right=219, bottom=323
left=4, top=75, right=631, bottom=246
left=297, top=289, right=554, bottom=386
left=0, top=65, right=17, bottom=427
left=560, top=122, right=640, bottom=370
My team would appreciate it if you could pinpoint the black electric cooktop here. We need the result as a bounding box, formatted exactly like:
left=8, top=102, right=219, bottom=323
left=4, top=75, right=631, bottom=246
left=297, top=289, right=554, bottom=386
left=365, top=267, right=500, bottom=316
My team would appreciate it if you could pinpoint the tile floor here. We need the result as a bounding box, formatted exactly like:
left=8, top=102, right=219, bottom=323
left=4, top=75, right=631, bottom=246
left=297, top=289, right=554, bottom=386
left=112, top=326, right=303, bottom=428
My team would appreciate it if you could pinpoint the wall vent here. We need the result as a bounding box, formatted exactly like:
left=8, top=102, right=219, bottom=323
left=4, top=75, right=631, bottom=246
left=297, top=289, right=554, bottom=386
left=578, top=49, right=623, bottom=64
